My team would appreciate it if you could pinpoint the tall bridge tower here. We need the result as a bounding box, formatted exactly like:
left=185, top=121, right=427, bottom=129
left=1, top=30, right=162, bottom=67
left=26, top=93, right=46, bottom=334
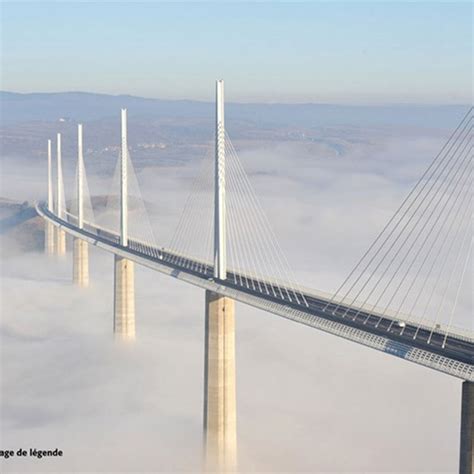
left=204, top=80, right=237, bottom=472
left=55, top=133, right=66, bottom=256
left=73, top=124, right=89, bottom=287
left=44, top=139, right=55, bottom=255
left=113, top=109, right=136, bottom=341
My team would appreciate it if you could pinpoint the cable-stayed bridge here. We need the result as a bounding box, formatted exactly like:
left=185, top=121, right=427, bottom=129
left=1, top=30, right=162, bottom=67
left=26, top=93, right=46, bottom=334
left=36, top=82, right=473, bottom=473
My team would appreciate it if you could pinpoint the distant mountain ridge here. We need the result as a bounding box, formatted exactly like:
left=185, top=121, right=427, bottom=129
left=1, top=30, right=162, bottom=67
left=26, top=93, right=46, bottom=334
left=0, top=91, right=211, bottom=125
left=0, top=91, right=469, bottom=128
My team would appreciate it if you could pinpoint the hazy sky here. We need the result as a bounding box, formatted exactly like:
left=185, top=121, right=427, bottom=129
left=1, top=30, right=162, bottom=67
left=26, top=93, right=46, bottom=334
left=1, top=1, right=472, bottom=104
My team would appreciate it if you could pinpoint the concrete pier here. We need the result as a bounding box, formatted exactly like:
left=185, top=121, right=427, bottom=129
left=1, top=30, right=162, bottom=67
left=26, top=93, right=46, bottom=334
left=460, top=381, right=473, bottom=474
left=113, top=255, right=135, bottom=341
left=203, top=290, right=237, bottom=472
left=73, top=238, right=89, bottom=287
left=45, top=221, right=55, bottom=255
left=56, top=228, right=66, bottom=256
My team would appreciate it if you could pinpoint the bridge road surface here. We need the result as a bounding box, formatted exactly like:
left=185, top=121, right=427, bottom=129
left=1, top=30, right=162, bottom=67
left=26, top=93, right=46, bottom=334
left=38, top=202, right=474, bottom=373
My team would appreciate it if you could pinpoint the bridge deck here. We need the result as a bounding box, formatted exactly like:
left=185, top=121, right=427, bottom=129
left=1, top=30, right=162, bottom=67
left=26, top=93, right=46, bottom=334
left=37, top=202, right=474, bottom=381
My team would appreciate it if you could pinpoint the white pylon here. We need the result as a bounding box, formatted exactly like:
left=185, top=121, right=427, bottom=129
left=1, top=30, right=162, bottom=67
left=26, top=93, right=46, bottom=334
left=77, top=124, right=84, bottom=229
left=73, top=123, right=89, bottom=287
left=214, top=80, right=226, bottom=280
left=56, top=133, right=64, bottom=219
left=47, top=139, right=53, bottom=211
left=114, top=109, right=135, bottom=340
left=120, top=109, right=128, bottom=247
left=45, top=139, right=55, bottom=255
left=56, top=133, right=66, bottom=255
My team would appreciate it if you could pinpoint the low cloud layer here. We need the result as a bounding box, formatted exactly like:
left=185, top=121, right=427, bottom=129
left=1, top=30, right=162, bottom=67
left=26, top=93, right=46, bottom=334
left=1, top=123, right=468, bottom=472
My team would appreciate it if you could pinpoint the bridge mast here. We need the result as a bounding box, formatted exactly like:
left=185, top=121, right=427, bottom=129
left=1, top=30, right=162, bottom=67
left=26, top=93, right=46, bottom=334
left=204, top=80, right=237, bottom=472
left=114, top=109, right=135, bottom=340
left=55, top=133, right=66, bottom=255
left=47, top=139, right=53, bottom=212
left=214, top=79, right=226, bottom=280
left=44, top=139, right=55, bottom=255
left=73, top=124, right=89, bottom=287
left=120, top=108, right=128, bottom=247
left=56, top=133, right=63, bottom=219
left=77, top=124, right=84, bottom=229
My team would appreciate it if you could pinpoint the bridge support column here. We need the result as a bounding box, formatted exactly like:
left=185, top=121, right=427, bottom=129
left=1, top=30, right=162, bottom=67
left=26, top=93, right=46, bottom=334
left=460, top=381, right=473, bottom=474
left=203, top=290, right=237, bottom=472
left=73, top=238, right=89, bottom=287
left=56, top=228, right=66, bottom=256
left=45, top=222, right=55, bottom=255
left=113, top=255, right=135, bottom=341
